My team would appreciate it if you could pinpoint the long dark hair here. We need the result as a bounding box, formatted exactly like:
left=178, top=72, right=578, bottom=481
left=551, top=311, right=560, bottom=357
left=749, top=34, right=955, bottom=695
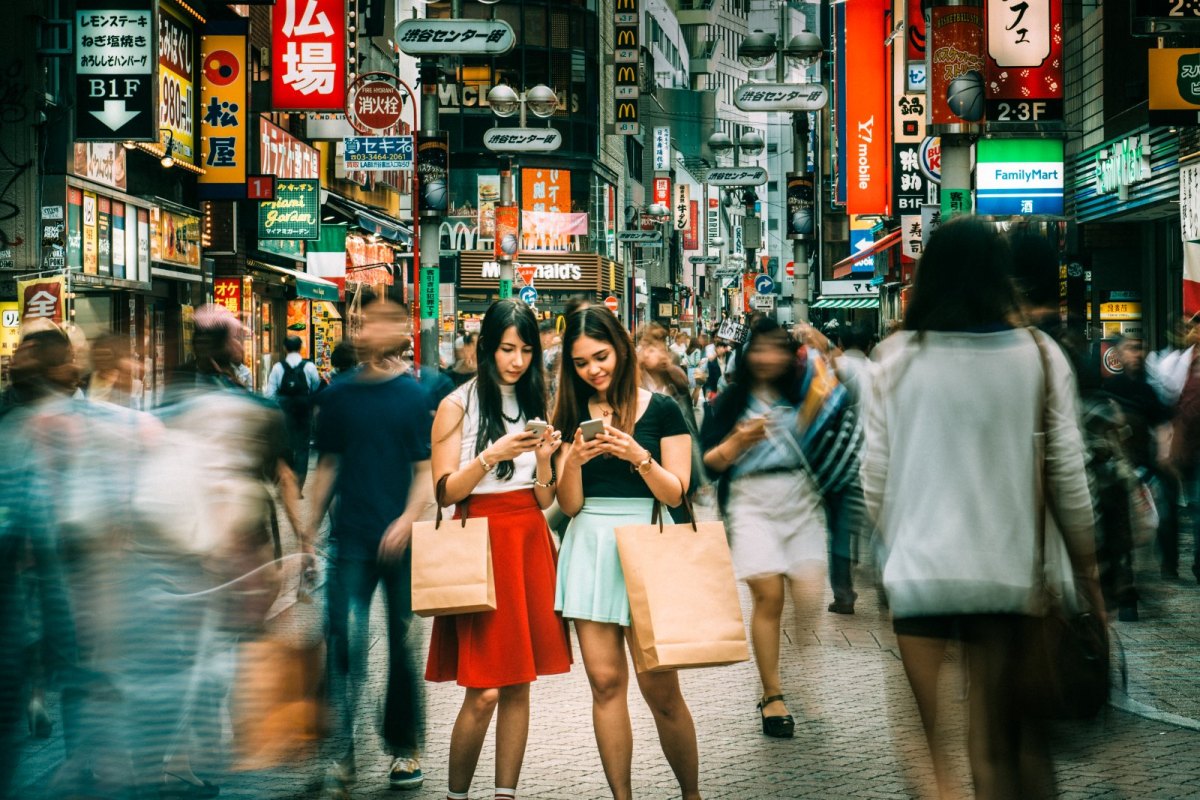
left=701, top=318, right=801, bottom=449
left=473, top=299, right=546, bottom=480
left=904, top=216, right=1021, bottom=332
left=553, top=306, right=638, bottom=438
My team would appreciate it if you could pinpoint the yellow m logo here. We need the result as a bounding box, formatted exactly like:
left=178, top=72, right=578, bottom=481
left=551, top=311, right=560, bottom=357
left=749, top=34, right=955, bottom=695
left=617, top=102, right=637, bottom=119
left=616, top=66, right=636, bottom=83
left=616, top=29, right=636, bottom=47
left=616, top=0, right=636, bottom=9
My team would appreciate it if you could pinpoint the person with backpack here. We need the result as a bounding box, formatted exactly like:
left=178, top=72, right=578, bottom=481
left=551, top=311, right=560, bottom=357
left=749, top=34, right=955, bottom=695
left=266, top=336, right=322, bottom=491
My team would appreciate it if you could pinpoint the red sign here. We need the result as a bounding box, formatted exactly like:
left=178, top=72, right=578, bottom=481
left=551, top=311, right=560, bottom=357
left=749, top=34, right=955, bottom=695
left=929, top=5, right=985, bottom=126
left=516, top=264, right=538, bottom=285
left=246, top=175, right=276, bottom=200
left=683, top=200, right=699, bottom=250
left=653, top=177, right=671, bottom=207
left=845, top=0, right=891, bottom=215
left=785, top=261, right=795, bottom=278
left=271, top=0, right=346, bottom=111
left=494, top=204, right=519, bottom=261
left=984, top=0, right=1063, bottom=122
left=213, top=277, right=242, bottom=314
left=19, top=277, right=65, bottom=324
left=907, top=0, right=926, bottom=61
left=259, top=117, right=320, bottom=178
left=604, top=296, right=619, bottom=314
left=349, top=78, right=403, bottom=133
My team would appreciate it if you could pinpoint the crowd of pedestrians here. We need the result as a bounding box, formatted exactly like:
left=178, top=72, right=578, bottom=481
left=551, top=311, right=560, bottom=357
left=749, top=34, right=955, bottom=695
left=2, top=215, right=1199, bottom=800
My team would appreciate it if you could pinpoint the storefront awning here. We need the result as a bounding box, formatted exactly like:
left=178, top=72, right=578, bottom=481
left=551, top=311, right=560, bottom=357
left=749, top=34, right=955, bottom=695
left=831, top=229, right=902, bottom=279
left=811, top=296, right=880, bottom=310
left=252, top=261, right=340, bottom=301
left=322, top=191, right=412, bottom=244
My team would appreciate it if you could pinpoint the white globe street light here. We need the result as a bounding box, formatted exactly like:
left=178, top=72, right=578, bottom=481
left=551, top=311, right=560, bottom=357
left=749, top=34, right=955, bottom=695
left=486, top=84, right=519, bottom=118
left=739, top=131, right=765, bottom=158
left=785, top=32, right=824, bottom=68
left=524, top=84, right=559, bottom=118
left=647, top=203, right=670, bottom=219
left=737, top=32, right=777, bottom=69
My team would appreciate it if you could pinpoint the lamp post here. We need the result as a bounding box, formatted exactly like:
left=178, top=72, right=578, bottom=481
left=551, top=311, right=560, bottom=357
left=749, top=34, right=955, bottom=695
left=707, top=130, right=765, bottom=319
left=485, top=83, right=561, bottom=300
left=734, top=10, right=825, bottom=326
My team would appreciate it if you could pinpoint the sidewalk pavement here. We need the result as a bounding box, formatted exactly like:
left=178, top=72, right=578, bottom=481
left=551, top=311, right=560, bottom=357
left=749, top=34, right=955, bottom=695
left=13, top=501, right=1200, bottom=799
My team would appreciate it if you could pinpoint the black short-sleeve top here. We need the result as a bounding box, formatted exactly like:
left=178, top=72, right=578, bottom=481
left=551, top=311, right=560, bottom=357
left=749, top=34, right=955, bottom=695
left=581, top=392, right=691, bottom=499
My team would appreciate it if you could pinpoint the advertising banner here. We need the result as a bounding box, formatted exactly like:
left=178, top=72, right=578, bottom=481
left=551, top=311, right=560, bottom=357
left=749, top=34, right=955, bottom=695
left=893, top=143, right=936, bottom=214
left=261, top=116, right=320, bottom=178
left=845, top=0, right=891, bottom=215
left=343, top=136, right=413, bottom=171
left=494, top=204, right=519, bottom=262
left=975, top=138, right=1063, bottom=215
left=417, top=133, right=449, bottom=215
left=150, top=206, right=201, bottom=268
left=653, top=177, right=671, bottom=207
left=83, top=191, right=98, bottom=275
left=1149, top=48, right=1200, bottom=112
left=478, top=175, right=500, bottom=238
left=198, top=22, right=248, bottom=198
left=674, top=183, right=690, bottom=231
left=522, top=169, right=571, bottom=213
left=929, top=5, right=986, bottom=128
left=1182, top=163, right=1200, bottom=317
left=18, top=276, right=67, bottom=324
left=72, top=143, right=127, bottom=191
left=159, top=1, right=196, bottom=166
left=271, top=0, right=346, bottom=111
left=654, top=127, right=671, bottom=171
left=786, top=173, right=815, bottom=239
left=683, top=201, right=699, bottom=251
left=613, top=0, right=640, bottom=134
left=984, top=0, right=1063, bottom=123
left=521, top=211, right=588, bottom=251
left=75, top=0, right=155, bottom=141
left=834, top=0, right=848, bottom=206
left=258, top=178, right=320, bottom=240
left=213, top=277, right=242, bottom=314
left=97, top=197, right=112, bottom=275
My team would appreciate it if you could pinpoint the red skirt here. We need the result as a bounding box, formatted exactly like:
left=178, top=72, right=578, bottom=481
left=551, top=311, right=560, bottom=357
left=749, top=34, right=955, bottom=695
left=425, top=489, right=572, bottom=688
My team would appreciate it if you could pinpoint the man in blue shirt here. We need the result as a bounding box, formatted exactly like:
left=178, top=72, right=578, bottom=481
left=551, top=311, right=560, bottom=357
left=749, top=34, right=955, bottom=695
left=308, top=299, right=435, bottom=793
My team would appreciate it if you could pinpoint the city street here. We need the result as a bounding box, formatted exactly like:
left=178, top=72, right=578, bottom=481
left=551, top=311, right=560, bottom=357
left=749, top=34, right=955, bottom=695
left=12, top=504, right=1200, bottom=800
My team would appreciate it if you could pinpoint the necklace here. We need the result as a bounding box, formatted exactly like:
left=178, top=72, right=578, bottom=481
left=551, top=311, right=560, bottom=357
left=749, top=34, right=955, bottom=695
left=501, top=411, right=521, bottom=424
left=591, top=401, right=613, bottom=418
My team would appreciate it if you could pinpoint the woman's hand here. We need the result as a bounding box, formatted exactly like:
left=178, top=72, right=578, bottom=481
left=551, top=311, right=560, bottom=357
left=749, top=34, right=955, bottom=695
left=564, top=428, right=606, bottom=468
left=596, top=424, right=649, bottom=465
left=483, top=429, right=542, bottom=464
left=729, top=418, right=768, bottom=452
left=535, top=424, right=564, bottom=462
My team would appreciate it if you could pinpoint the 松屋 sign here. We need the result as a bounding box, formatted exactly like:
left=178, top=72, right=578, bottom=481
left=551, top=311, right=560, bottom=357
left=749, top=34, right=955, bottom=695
left=258, top=179, right=320, bottom=240
left=1094, top=134, right=1152, bottom=201
left=76, top=0, right=156, bottom=141
left=272, top=0, right=347, bottom=111
left=975, top=138, right=1063, bottom=215
left=199, top=22, right=249, bottom=198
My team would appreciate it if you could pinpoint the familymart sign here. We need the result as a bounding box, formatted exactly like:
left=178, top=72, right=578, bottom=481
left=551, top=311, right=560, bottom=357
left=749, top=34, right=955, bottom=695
left=1094, top=134, right=1151, bottom=201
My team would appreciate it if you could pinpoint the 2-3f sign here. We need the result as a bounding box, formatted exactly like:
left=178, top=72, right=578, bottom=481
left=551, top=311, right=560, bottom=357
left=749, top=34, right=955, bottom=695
left=75, top=2, right=156, bottom=141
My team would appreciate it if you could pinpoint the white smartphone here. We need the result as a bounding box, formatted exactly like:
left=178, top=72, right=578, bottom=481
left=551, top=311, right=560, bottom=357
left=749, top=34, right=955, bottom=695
left=525, top=419, right=548, bottom=436
left=579, top=418, right=605, bottom=442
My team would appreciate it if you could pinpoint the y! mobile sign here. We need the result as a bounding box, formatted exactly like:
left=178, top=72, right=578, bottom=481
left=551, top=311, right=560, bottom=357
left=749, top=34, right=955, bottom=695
left=272, top=0, right=346, bottom=111
left=845, top=0, right=890, bottom=216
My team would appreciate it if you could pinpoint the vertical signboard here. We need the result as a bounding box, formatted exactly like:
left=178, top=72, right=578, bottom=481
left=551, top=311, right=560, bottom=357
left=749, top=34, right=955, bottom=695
left=260, top=116, right=320, bottom=178
left=929, top=4, right=986, bottom=129
left=653, top=177, right=671, bottom=208
left=683, top=200, right=699, bottom=250
left=198, top=21, right=248, bottom=198
left=417, top=132, right=450, bottom=215
left=845, top=0, right=890, bottom=216
left=258, top=178, right=321, bottom=240
left=985, top=0, right=1063, bottom=123
left=654, top=127, right=671, bottom=170
left=83, top=191, right=98, bottom=275
left=97, top=197, right=112, bottom=275
left=75, top=0, right=156, bottom=141
left=907, top=0, right=928, bottom=90
left=786, top=173, right=815, bottom=239
left=834, top=0, right=848, bottom=207
left=674, top=184, right=690, bottom=231
left=271, top=0, right=346, bottom=110
left=159, top=1, right=196, bottom=166
left=893, top=144, right=929, bottom=215
left=613, top=0, right=640, bottom=135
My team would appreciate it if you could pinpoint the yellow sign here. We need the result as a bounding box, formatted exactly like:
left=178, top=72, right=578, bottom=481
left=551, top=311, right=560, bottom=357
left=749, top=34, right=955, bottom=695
left=198, top=28, right=248, bottom=192
left=83, top=191, right=98, bottom=275
left=0, top=302, right=20, bottom=359
left=1100, top=302, right=1142, bottom=320
left=159, top=1, right=196, bottom=166
left=1149, top=48, right=1200, bottom=111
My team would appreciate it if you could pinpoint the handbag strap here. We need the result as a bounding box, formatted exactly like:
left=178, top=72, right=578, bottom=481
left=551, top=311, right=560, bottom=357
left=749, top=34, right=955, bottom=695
left=434, top=474, right=470, bottom=529
left=648, top=491, right=699, bottom=532
left=1029, top=328, right=1054, bottom=607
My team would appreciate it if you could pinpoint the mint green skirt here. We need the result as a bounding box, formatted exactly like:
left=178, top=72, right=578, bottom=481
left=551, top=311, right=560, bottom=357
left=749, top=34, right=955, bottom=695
left=555, top=497, right=656, bottom=627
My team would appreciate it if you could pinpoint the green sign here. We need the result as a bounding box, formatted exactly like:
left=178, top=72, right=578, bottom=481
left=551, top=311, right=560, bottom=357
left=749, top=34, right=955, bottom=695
left=941, top=187, right=972, bottom=219
left=258, top=237, right=306, bottom=260
left=499, top=278, right=513, bottom=299
left=420, top=266, right=439, bottom=320
left=258, top=178, right=320, bottom=240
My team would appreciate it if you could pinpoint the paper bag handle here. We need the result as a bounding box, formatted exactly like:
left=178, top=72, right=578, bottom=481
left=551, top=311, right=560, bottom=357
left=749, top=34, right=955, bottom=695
left=648, top=491, right=699, bottom=532
left=434, top=474, right=470, bottom=530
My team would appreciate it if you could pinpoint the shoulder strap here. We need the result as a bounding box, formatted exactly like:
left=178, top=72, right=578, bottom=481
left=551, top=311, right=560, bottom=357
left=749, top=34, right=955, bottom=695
left=1029, top=328, right=1054, bottom=608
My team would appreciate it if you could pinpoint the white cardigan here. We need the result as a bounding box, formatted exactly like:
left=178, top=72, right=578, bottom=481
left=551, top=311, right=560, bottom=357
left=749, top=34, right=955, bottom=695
left=863, top=329, right=1095, bottom=618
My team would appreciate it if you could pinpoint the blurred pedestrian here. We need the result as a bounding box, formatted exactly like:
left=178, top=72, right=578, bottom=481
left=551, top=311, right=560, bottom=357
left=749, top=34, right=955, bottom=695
left=447, top=332, right=478, bottom=388
left=552, top=307, right=701, bottom=800
left=308, top=298, right=435, bottom=794
left=863, top=217, right=1102, bottom=799
left=426, top=300, right=571, bottom=800
left=86, top=332, right=143, bottom=408
left=329, top=341, right=359, bottom=383
left=264, top=336, right=322, bottom=491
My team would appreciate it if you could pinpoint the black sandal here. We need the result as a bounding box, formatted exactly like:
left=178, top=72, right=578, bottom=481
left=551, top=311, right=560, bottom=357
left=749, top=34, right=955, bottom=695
left=757, top=694, right=795, bottom=738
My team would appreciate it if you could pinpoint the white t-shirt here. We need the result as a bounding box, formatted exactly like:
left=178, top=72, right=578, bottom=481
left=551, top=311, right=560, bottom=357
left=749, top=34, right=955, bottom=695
left=450, top=379, right=536, bottom=494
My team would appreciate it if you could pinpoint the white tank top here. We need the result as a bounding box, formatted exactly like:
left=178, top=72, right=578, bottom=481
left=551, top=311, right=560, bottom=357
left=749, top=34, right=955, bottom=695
left=450, top=379, right=537, bottom=494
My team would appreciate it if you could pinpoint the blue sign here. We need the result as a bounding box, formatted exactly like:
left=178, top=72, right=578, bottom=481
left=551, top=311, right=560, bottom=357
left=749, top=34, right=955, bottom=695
left=343, top=135, right=414, bottom=170
left=754, top=274, right=776, bottom=295
left=519, top=285, right=538, bottom=306
left=849, top=228, right=875, bottom=273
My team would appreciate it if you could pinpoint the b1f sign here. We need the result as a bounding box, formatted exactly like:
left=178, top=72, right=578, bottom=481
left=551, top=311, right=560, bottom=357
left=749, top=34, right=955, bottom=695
left=272, top=0, right=346, bottom=111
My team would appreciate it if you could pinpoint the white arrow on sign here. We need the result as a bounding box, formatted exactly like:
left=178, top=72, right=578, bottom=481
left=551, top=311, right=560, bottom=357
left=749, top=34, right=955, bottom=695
left=89, top=99, right=141, bottom=131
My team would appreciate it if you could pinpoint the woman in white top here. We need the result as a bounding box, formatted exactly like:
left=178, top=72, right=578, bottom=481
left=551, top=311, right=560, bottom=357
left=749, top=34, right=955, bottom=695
left=863, top=217, right=1103, bottom=799
left=427, top=299, right=572, bottom=800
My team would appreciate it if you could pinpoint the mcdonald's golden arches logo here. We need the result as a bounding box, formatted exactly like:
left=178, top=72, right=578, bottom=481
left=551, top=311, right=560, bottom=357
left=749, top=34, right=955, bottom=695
left=616, top=66, right=637, bottom=84
left=616, top=28, right=636, bottom=47
left=616, top=0, right=637, bottom=9
left=616, top=101, right=637, bottom=120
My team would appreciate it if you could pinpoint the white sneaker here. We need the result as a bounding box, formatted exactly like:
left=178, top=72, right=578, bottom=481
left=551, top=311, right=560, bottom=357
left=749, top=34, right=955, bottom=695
left=388, top=756, right=423, bottom=790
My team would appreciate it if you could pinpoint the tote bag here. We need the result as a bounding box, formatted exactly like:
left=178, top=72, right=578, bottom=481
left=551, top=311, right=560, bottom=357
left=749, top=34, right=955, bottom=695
left=615, top=497, right=748, bottom=673
left=411, top=477, right=496, bottom=617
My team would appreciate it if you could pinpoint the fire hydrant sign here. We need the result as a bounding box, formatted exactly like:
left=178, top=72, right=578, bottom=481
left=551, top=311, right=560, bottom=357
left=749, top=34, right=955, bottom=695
left=75, top=0, right=156, bottom=141
left=343, top=136, right=413, bottom=171
left=272, top=0, right=347, bottom=111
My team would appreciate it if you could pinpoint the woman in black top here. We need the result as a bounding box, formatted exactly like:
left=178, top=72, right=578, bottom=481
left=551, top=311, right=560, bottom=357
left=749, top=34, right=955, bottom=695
left=552, top=307, right=702, bottom=800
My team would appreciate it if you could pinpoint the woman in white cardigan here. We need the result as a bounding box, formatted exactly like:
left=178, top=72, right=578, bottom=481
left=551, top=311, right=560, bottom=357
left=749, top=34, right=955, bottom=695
left=863, top=217, right=1104, bottom=800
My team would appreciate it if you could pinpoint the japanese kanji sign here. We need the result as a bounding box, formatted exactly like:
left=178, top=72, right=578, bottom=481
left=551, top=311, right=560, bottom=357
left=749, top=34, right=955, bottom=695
left=347, top=77, right=404, bottom=133
left=17, top=276, right=66, bottom=324
left=159, top=1, right=196, bottom=166
left=674, top=183, right=690, bottom=231
left=343, top=136, right=414, bottom=170
left=75, top=0, right=156, bottom=141
left=213, top=277, right=242, bottom=314
left=482, top=128, right=563, bottom=153
left=654, top=127, right=671, bottom=170
left=523, top=169, right=571, bottom=214
left=272, top=0, right=346, bottom=111
left=984, top=0, right=1063, bottom=123
left=261, top=117, right=320, bottom=178
left=198, top=21, right=248, bottom=199
left=733, top=84, right=828, bottom=112
left=395, top=18, right=515, bottom=56
left=706, top=168, right=767, bottom=187
left=893, top=143, right=935, bottom=214
left=652, top=177, right=671, bottom=207
left=258, top=179, right=320, bottom=240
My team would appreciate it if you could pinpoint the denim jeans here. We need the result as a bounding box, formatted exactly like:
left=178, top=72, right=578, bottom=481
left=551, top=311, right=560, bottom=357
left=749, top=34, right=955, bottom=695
left=325, top=552, right=423, bottom=759
left=825, top=480, right=865, bottom=606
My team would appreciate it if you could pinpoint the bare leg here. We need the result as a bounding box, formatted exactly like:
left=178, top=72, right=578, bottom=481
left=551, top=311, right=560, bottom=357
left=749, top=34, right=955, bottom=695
left=447, top=688, right=499, bottom=795
left=745, top=576, right=789, bottom=718
left=494, top=684, right=531, bottom=791
left=897, top=634, right=957, bottom=800
left=574, top=620, right=633, bottom=800
left=634, top=669, right=702, bottom=800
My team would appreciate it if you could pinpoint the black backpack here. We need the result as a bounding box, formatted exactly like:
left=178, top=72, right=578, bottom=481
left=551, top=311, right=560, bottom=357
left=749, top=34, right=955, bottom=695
left=277, top=360, right=311, bottom=398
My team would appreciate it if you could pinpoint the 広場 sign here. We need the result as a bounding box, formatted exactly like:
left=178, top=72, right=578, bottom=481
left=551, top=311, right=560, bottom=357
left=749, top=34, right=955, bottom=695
left=975, top=139, right=1064, bottom=216
left=343, top=136, right=414, bottom=170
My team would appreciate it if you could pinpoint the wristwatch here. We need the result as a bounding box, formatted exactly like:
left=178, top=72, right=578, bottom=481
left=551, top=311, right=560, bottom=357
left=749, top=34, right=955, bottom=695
left=633, top=451, right=654, bottom=475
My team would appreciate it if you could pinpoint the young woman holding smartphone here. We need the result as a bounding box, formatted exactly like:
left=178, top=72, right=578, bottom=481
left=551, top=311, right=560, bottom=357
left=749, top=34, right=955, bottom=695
left=552, top=307, right=702, bottom=800
left=427, top=299, right=572, bottom=800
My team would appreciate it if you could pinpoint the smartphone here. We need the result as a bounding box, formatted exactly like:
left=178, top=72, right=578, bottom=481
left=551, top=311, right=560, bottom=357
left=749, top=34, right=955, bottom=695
left=525, top=419, right=548, bottom=436
left=579, top=418, right=605, bottom=442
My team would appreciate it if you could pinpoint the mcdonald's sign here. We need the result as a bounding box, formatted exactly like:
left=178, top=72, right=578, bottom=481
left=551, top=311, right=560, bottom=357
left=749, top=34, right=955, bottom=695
left=612, top=0, right=639, bottom=134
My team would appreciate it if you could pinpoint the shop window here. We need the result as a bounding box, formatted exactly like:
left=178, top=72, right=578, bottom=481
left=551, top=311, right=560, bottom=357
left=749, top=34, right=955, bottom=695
left=551, top=10, right=571, bottom=49
left=525, top=5, right=547, bottom=47
left=495, top=5, right=521, bottom=41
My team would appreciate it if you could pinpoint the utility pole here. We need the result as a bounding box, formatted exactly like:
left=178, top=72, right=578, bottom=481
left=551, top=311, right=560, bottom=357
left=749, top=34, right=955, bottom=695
left=417, top=58, right=442, bottom=375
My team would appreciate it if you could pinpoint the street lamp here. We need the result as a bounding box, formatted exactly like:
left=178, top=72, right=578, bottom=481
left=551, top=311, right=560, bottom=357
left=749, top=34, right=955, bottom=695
left=707, top=130, right=765, bottom=298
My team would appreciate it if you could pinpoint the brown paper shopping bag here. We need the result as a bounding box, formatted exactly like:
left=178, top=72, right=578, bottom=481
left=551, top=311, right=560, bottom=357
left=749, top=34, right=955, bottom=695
left=616, top=498, right=749, bottom=673
left=411, top=478, right=496, bottom=618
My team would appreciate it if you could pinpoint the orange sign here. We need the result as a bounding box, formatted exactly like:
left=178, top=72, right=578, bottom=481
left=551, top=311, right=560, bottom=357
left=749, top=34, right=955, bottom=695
left=17, top=276, right=66, bottom=324
left=521, top=168, right=570, bottom=213
left=213, top=277, right=242, bottom=314
left=845, top=0, right=891, bottom=215
left=516, top=264, right=538, bottom=285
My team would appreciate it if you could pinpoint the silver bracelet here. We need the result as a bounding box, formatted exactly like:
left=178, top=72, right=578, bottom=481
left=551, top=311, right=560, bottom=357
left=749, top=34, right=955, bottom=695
left=478, top=453, right=495, bottom=473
